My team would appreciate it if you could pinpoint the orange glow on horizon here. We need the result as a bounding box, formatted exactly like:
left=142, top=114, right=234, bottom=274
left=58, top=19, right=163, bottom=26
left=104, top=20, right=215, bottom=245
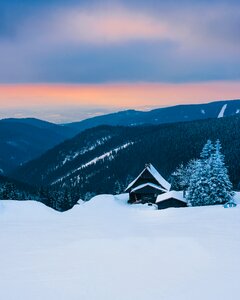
left=0, top=81, right=239, bottom=109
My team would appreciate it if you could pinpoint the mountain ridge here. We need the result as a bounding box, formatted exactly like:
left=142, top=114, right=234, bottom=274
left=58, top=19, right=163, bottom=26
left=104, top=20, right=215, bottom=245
left=64, top=99, right=240, bottom=132
left=0, top=118, right=78, bottom=173
left=2, top=99, right=240, bottom=174
left=10, top=114, right=240, bottom=199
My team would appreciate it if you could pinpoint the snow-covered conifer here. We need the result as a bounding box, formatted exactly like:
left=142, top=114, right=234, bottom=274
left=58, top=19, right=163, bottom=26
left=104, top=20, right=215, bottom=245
left=200, top=139, right=214, bottom=160
left=171, top=160, right=198, bottom=191
left=209, top=140, right=233, bottom=204
left=187, top=159, right=213, bottom=206
left=187, top=139, right=234, bottom=206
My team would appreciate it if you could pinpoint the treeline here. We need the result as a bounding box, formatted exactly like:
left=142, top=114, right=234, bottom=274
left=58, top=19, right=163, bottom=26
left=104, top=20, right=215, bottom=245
left=38, top=187, right=80, bottom=211
left=0, top=182, right=79, bottom=212
left=7, top=114, right=240, bottom=202
left=0, top=182, right=35, bottom=201
left=53, top=115, right=240, bottom=199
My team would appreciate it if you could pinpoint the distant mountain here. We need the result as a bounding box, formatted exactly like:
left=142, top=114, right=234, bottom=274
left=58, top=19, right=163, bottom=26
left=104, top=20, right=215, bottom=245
left=0, top=118, right=78, bottom=173
left=2, top=99, right=240, bottom=174
left=10, top=114, right=240, bottom=199
left=65, top=99, right=240, bottom=132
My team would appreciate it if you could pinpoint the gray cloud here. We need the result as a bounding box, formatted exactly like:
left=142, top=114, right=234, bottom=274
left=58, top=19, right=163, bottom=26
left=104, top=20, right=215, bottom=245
left=0, top=1, right=239, bottom=83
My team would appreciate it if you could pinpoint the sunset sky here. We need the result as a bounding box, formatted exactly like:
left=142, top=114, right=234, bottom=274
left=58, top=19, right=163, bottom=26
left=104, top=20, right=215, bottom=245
left=0, top=0, right=239, bottom=122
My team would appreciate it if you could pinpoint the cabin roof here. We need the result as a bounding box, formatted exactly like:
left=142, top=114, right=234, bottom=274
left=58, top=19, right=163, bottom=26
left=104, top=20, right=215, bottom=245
left=156, top=190, right=187, bottom=204
left=131, top=182, right=167, bottom=193
left=125, top=163, right=171, bottom=192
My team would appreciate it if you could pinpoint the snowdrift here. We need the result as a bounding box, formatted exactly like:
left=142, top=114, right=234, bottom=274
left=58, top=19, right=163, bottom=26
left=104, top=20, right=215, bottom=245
left=0, top=200, right=60, bottom=221
left=0, top=196, right=239, bottom=300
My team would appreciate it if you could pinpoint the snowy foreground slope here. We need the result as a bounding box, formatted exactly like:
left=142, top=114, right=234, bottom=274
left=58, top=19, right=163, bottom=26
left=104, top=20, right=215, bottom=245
left=0, top=195, right=240, bottom=300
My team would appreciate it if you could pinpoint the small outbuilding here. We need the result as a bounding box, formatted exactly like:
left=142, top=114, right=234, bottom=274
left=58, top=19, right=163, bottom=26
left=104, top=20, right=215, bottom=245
left=125, top=163, right=171, bottom=204
left=156, top=190, right=187, bottom=210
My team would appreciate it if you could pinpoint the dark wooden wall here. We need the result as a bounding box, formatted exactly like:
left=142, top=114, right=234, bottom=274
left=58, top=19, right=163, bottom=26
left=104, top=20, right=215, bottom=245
left=157, top=198, right=187, bottom=210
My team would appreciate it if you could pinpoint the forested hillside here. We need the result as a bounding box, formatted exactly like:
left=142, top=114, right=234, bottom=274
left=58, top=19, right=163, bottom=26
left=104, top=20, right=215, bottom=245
left=2, top=99, right=240, bottom=173
left=10, top=114, right=240, bottom=200
left=0, top=118, right=78, bottom=172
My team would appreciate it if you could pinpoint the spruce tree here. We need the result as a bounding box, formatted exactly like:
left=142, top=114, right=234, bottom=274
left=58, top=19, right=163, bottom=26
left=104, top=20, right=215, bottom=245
left=187, top=159, right=213, bottom=206
left=114, top=180, right=122, bottom=194
left=187, top=140, right=214, bottom=206
left=187, top=139, right=234, bottom=206
left=63, top=189, right=75, bottom=211
left=200, top=139, right=214, bottom=160
left=171, top=159, right=198, bottom=191
left=209, top=140, right=233, bottom=204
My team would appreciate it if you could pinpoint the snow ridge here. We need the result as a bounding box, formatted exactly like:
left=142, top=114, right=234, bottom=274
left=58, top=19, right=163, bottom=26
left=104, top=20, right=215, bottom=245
left=218, top=104, right=227, bottom=118
left=52, top=142, right=134, bottom=185
left=61, top=136, right=112, bottom=166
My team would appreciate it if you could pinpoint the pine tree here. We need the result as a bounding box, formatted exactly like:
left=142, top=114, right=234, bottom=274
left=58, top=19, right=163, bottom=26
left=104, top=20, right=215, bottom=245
left=171, top=160, right=198, bottom=191
left=170, top=163, right=185, bottom=190
left=53, top=191, right=64, bottom=211
left=9, top=183, right=17, bottom=200
left=209, top=140, right=234, bottom=204
left=187, top=139, right=234, bottom=206
left=200, top=139, right=214, bottom=160
left=63, top=189, right=75, bottom=211
left=187, top=159, right=213, bottom=206
left=114, top=180, right=122, bottom=194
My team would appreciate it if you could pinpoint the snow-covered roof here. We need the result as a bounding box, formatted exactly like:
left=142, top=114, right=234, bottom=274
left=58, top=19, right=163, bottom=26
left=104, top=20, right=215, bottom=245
left=156, top=191, right=187, bottom=204
left=131, top=183, right=167, bottom=193
left=125, top=163, right=171, bottom=192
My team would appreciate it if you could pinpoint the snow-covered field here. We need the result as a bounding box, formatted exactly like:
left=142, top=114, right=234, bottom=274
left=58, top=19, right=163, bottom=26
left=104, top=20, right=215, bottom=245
left=0, top=195, right=240, bottom=300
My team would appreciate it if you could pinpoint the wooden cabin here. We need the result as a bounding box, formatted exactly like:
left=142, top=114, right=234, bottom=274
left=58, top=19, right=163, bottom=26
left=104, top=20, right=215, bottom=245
left=125, top=163, right=171, bottom=204
left=156, top=190, right=187, bottom=210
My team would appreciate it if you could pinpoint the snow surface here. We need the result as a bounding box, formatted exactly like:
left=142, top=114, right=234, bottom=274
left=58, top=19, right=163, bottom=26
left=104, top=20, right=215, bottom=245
left=218, top=104, right=227, bottom=118
left=61, top=136, right=112, bottom=166
left=79, top=142, right=133, bottom=170
left=52, top=142, right=133, bottom=184
left=0, top=196, right=240, bottom=300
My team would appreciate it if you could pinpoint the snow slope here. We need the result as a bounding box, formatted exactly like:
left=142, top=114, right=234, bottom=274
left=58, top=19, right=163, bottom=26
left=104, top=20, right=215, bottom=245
left=0, top=196, right=239, bottom=300
left=52, top=142, right=133, bottom=185
left=218, top=104, right=227, bottom=118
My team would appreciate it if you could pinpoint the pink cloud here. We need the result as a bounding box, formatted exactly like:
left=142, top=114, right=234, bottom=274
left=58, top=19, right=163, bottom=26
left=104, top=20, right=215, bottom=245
left=0, top=4, right=239, bottom=83
left=0, top=81, right=239, bottom=109
left=54, top=7, right=169, bottom=44
left=16, top=4, right=239, bottom=57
